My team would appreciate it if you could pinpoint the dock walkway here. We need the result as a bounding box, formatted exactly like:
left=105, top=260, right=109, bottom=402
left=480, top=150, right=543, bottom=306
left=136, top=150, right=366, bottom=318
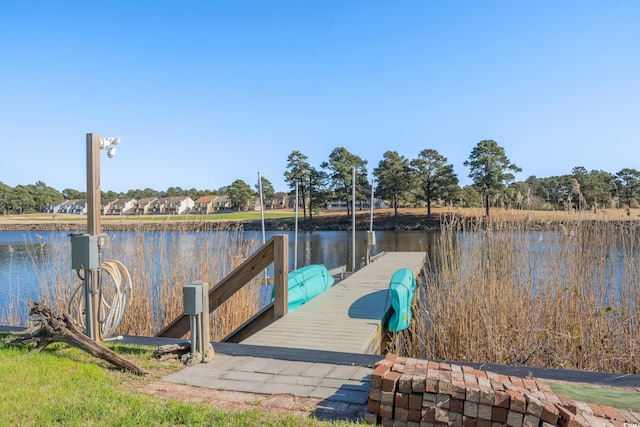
left=241, top=251, right=426, bottom=354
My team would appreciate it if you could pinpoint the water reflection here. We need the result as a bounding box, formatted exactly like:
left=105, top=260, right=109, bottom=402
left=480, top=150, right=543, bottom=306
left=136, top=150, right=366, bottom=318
left=0, top=229, right=438, bottom=317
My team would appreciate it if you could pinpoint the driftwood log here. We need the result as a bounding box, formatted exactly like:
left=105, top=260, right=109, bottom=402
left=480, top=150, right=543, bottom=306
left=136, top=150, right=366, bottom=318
left=9, top=301, right=147, bottom=375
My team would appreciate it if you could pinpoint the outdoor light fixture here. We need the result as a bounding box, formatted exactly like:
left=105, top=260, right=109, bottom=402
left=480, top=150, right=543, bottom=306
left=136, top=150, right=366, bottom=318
left=99, top=136, right=120, bottom=158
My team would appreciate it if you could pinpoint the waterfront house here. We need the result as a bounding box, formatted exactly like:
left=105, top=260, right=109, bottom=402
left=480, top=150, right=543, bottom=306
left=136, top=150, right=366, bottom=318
left=44, top=200, right=69, bottom=214
left=133, top=197, right=157, bottom=215
left=193, top=195, right=217, bottom=214
left=213, top=195, right=232, bottom=211
left=165, top=196, right=194, bottom=215
left=109, top=198, right=136, bottom=215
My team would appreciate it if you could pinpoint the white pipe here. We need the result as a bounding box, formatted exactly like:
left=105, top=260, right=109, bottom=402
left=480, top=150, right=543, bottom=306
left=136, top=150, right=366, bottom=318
left=352, top=166, right=356, bottom=272
left=370, top=178, right=374, bottom=232
left=258, top=171, right=265, bottom=244
left=294, top=181, right=299, bottom=270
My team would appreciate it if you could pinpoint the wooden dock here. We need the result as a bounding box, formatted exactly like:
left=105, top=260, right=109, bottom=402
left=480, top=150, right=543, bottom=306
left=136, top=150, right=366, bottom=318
left=241, top=252, right=426, bottom=354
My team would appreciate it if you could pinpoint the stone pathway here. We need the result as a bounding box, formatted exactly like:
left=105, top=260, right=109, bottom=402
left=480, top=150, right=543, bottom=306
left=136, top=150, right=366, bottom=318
left=141, top=353, right=374, bottom=422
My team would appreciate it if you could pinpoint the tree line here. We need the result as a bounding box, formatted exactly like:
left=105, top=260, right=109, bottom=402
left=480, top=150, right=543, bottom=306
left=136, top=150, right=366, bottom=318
left=2, top=140, right=639, bottom=217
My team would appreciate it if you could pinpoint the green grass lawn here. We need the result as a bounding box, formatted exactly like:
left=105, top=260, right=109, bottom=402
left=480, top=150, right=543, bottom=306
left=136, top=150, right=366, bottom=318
left=0, top=333, right=357, bottom=426
left=548, top=381, right=640, bottom=412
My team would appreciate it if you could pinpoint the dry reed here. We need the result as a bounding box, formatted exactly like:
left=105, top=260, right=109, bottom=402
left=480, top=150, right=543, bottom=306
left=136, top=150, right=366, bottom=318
left=398, top=215, right=640, bottom=374
left=5, top=223, right=262, bottom=341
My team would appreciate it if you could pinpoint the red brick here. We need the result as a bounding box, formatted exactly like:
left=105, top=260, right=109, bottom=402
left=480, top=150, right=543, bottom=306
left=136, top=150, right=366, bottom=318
left=439, top=362, right=452, bottom=371
left=477, top=419, right=492, bottom=427
left=371, top=365, right=390, bottom=389
left=522, top=378, right=539, bottom=392
left=375, top=358, right=394, bottom=369
left=380, top=417, right=394, bottom=427
left=409, top=393, right=422, bottom=410
left=438, top=369, right=453, bottom=395
left=450, top=398, right=465, bottom=414
left=478, top=403, right=493, bottom=420
left=367, top=399, right=380, bottom=414
left=363, top=411, right=378, bottom=424
left=451, top=371, right=467, bottom=399
left=395, top=391, right=409, bottom=408
left=422, top=407, right=436, bottom=423
left=392, top=363, right=405, bottom=373
left=436, top=393, right=450, bottom=410
left=506, top=410, right=524, bottom=427
left=507, top=389, right=527, bottom=413
left=556, top=405, right=589, bottom=427
left=540, top=401, right=559, bottom=424
left=494, top=389, right=510, bottom=408
left=411, top=374, right=426, bottom=393
left=450, top=363, right=463, bottom=373
left=423, top=391, right=437, bottom=406
left=492, top=406, right=508, bottom=423
left=369, top=387, right=381, bottom=402
left=525, top=393, right=544, bottom=417
left=449, top=412, right=463, bottom=426
left=381, top=390, right=394, bottom=406
left=595, top=404, right=625, bottom=421
left=395, top=406, right=409, bottom=422
left=435, top=407, right=449, bottom=423
left=382, top=371, right=401, bottom=392
left=405, top=357, right=418, bottom=374
left=523, top=413, right=540, bottom=427
left=416, top=359, right=429, bottom=375
left=399, top=373, right=413, bottom=393
left=464, top=401, right=478, bottom=418
left=509, top=376, right=526, bottom=389
left=462, top=415, right=478, bottom=427
left=408, top=408, right=421, bottom=422
left=379, top=404, right=393, bottom=419
left=558, top=395, right=577, bottom=415
left=426, top=366, right=439, bottom=393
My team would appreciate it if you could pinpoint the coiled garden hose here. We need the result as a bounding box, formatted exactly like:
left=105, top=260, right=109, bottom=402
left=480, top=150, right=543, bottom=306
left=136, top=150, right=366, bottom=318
left=69, top=259, right=132, bottom=339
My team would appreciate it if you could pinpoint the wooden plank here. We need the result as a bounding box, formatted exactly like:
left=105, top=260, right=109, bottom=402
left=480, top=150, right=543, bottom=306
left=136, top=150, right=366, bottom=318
left=241, top=252, right=425, bottom=354
left=157, top=235, right=286, bottom=338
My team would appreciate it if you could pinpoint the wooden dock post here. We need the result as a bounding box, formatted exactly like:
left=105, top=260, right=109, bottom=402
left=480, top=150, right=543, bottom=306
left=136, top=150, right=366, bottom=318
left=273, top=235, right=288, bottom=319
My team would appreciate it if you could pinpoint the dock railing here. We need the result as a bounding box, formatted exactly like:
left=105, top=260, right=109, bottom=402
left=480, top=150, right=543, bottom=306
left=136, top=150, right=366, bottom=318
left=156, top=235, right=289, bottom=341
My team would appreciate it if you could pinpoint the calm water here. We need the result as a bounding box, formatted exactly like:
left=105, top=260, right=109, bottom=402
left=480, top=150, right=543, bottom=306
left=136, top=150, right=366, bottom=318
left=0, top=229, right=439, bottom=319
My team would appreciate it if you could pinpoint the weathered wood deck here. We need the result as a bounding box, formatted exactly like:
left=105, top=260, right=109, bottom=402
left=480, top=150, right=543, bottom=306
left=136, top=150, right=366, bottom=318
left=241, top=252, right=426, bottom=354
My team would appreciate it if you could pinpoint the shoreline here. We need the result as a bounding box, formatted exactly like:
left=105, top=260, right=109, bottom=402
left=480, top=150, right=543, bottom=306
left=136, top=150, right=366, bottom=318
left=1, top=207, right=638, bottom=232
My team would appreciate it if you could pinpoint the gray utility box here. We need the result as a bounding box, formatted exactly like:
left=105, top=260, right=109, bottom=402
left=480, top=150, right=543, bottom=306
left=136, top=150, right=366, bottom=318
left=71, top=234, right=100, bottom=270
left=183, top=283, right=203, bottom=315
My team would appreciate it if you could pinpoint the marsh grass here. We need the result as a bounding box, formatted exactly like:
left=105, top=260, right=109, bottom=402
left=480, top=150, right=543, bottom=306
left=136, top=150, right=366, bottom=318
left=4, top=223, right=262, bottom=341
left=399, top=215, right=640, bottom=374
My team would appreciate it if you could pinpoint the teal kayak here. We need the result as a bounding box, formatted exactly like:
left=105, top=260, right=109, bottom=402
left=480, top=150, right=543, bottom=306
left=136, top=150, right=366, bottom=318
left=387, top=268, right=417, bottom=332
left=272, top=264, right=335, bottom=312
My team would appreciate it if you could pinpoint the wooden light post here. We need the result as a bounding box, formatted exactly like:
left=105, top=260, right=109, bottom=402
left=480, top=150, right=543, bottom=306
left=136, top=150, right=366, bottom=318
left=84, top=132, right=119, bottom=341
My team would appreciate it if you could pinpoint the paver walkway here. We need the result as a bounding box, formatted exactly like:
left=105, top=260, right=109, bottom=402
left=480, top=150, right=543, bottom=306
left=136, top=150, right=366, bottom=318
left=142, top=345, right=384, bottom=422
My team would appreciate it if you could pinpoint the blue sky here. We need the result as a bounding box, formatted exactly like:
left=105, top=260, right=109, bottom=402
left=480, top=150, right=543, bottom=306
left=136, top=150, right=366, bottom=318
left=2, top=1, right=639, bottom=194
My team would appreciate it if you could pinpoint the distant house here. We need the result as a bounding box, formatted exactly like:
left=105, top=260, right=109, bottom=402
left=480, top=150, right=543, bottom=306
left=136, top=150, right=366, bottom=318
left=213, top=195, right=232, bottom=211
left=150, top=197, right=169, bottom=214
left=68, top=199, right=88, bottom=215
left=44, top=200, right=69, bottom=214
left=109, top=198, right=136, bottom=215
left=265, top=192, right=289, bottom=210
left=165, top=196, right=194, bottom=215
left=101, top=199, right=116, bottom=215
left=193, top=195, right=218, bottom=215
left=133, top=197, right=157, bottom=215
left=326, top=199, right=379, bottom=211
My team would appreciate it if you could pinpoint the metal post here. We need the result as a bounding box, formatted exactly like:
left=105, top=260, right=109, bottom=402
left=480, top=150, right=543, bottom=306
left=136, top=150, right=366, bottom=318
left=86, top=133, right=101, bottom=341
left=351, top=166, right=356, bottom=272
left=294, top=181, right=299, bottom=270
